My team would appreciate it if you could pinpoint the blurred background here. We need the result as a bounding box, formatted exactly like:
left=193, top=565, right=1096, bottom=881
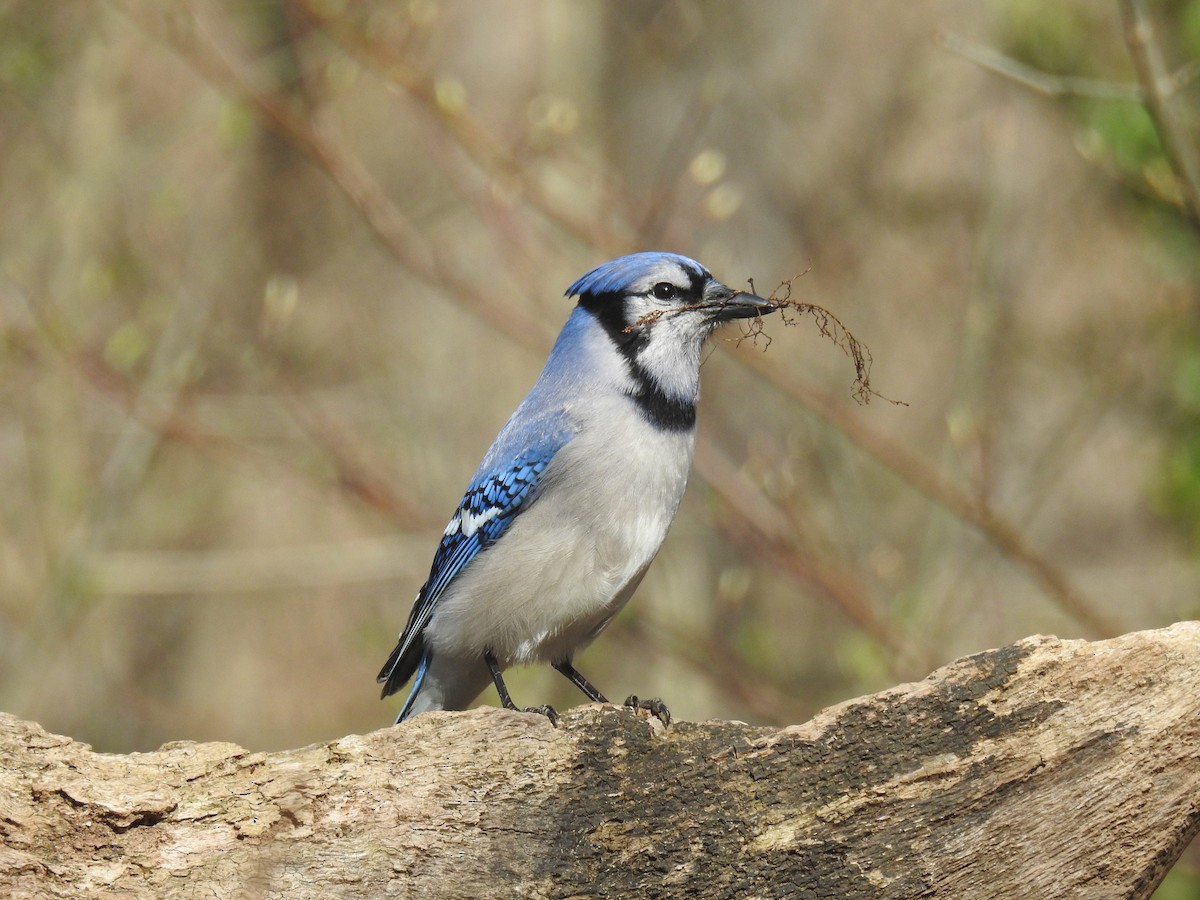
left=2, top=0, right=1200, bottom=890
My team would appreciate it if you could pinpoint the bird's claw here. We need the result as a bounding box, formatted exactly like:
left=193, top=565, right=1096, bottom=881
left=523, top=704, right=559, bottom=726
left=623, top=695, right=671, bottom=727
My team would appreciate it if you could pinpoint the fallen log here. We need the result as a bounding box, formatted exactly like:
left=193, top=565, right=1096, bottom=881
left=2, top=623, right=1198, bottom=898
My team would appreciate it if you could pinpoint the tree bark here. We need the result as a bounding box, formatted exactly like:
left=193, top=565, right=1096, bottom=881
left=2, top=623, right=1199, bottom=899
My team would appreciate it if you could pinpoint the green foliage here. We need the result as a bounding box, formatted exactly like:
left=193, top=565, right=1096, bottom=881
left=995, top=1, right=1200, bottom=567
left=1153, top=865, right=1200, bottom=900
left=1081, top=98, right=1164, bottom=174
left=732, top=615, right=773, bottom=668
left=1157, top=329, right=1200, bottom=548
left=993, top=0, right=1099, bottom=76
left=1182, top=0, right=1200, bottom=56
left=1170, top=341, right=1200, bottom=419
left=0, top=31, right=51, bottom=93
left=103, top=321, right=150, bottom=373
left=835, top=630, right=890, bottom=690
left=218, top=100, right=257, bottom=149
left=995, top=0, right=1197, bottom=215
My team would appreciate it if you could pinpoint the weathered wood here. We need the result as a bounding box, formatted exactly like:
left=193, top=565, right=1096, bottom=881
left=2, top=623, right=1199, bottom=898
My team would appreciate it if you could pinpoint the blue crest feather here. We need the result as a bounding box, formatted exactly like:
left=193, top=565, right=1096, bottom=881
left=565, top=252, right=709, bottom=298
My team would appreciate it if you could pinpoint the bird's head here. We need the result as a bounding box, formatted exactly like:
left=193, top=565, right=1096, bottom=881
left=562, top=252, right=776, bottom=428
left=566, top=251, right=774, bottom=356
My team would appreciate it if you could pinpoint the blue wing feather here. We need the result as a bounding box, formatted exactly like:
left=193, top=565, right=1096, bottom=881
left=377, top=437, right=565, bottom=698
left=424, top=456, right=551, bottom=603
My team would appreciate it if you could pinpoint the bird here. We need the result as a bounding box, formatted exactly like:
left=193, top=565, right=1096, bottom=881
left=378, top=251, right=775, bottom=725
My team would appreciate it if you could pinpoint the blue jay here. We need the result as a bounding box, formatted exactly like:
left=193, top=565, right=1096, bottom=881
left=378, top=251, right=775, bottom=724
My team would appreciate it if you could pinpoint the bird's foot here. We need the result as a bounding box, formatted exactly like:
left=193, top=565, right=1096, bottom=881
left=523, top=704, right=559, bottom=727
left=623, top=695, right=671, bottom=727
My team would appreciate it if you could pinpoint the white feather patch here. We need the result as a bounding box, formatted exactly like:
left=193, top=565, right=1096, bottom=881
left=460, top=506, right=501, bottom=539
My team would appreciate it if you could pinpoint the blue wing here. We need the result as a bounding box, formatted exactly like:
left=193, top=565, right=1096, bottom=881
left=377, top=440, right=564, bottom=698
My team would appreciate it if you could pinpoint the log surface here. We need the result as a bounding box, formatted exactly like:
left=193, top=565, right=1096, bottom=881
left=2, top=623, right=1199, bottom=898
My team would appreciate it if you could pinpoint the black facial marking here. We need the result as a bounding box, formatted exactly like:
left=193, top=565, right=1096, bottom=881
left=684, top=265, right=708, bottom=297
left=575, top=263, right=707, bottom=359
left=577, top=288, right=699, bottom=432
left=577, top=291, right=647, bottom=362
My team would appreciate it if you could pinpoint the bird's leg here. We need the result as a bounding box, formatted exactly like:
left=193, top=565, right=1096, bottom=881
left=551, top=659, right=670, bottom=727
left=624, top=695, right=672, bottom=727
left=552, top=660, right=609, bottom=703
left=484, top=649, right=517, bottom=708
left=483, top=650, right=558, bottom=725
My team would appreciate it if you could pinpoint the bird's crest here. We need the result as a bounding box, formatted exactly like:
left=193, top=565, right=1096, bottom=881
left=565, top=252, right=710, bottom=299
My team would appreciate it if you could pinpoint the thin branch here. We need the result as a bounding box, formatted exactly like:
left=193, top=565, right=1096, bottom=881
left=117, top=2, right=1117, bottom=642
left=271, top=368, right=429, bottom=523
left=13, top=252, right=218, bottom=701
left=937, top=30, right=1143, bottom=100
left=293, top=0, right=628, bottom=257
left=1119, top=0, right=1200, bottom=227
left=67, top=349, right=407, bottom=520
left=940, top=24, right=1200, bottom=218
left=695, top=432, right=909, bottom=655
left=8, top=314, right=434, bottom=528
left=634, top=87, right=720, bottom=244
left=732, top=353, right=1120, bottom=639
left=117, top=0, right=555, bottom=352
left=1169, top=56, right=1200, bottom=95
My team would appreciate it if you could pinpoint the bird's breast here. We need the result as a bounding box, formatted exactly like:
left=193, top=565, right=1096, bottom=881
left=425, top=409, right=696, bottom=665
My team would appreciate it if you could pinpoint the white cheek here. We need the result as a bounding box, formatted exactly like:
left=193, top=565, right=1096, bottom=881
left=624, top=297, right=661, bottom=329
left=635, top=317, right=707, bottom=398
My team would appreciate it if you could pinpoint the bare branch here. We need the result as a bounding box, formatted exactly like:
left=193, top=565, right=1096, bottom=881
left=937, top=30, right=1143, bottom=100
left=1119, top=0, right=1200, bottom=227
left=730, top=355, right=1121, bottom=638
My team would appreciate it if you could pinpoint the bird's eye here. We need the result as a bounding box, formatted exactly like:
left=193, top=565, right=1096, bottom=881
left=651, top=282, right=678, bottom=300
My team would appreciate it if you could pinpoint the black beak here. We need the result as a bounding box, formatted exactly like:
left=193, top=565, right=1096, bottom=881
left=702, top=280, right=777, bottom=321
